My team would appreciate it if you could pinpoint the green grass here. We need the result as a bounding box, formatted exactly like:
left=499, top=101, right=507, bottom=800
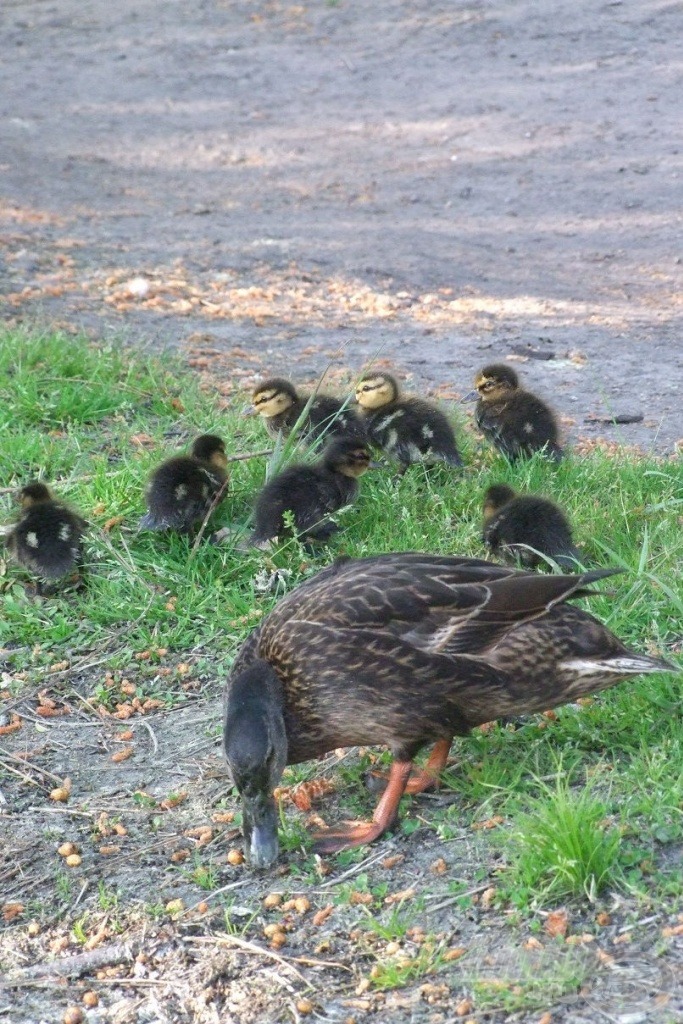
left=498, top=771, right=624, bottom=904
left=1, top=325, right=682, bottom=919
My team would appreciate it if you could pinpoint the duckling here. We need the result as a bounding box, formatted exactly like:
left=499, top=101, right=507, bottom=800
left=482, top=484, right=582, bottom=570
left=223, top=551, right=673, bottom=867
left=464, top=363, right=563, bottom=461
left=140, top=434, right=228, bottom=533
left=249, top=437, right=371, bottom=547
left=252, top=378, right=365, bottom=445
left=355, top=372, right=463, bottom=473
left=6, top=482, right=88, bottom=589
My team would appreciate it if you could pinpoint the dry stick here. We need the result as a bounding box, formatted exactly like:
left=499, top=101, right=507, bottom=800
left=1, top=941, right=140, bottom=985
left=4, top=870, right=55, bottom=903
left=139, top=717, right=159, bottom=756
left=97, top=527, right=155, bottom=594
left=0, top=749, right=65, bottom=786
left=189, top=934, right=348, bottom=984
left=181, top=879, right=251, bottom=917
left=27, top=805, right=94, bottom=819
left=425, top=883, right=492, bottom=915
left=318, top=847, right=391, bottom=889
left=224, top=449, right=272, bottom=464
left=188, top=476, right=230, bottom=558
left=189, top=935, right=309, bottom=987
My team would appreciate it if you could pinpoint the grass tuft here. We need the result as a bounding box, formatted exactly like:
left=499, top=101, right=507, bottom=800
left=499, top=772, right=623, bottom=904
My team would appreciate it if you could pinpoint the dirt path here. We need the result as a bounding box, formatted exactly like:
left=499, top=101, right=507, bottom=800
left=1, top=0, right=682, bottom=452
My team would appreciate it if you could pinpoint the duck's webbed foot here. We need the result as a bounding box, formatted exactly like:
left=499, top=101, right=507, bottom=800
left=313, top=760, right=412, bottom=854
left=366, top=737, right=452, bottom=795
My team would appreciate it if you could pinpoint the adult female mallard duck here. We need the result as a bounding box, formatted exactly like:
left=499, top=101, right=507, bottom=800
left=355, top=371, right=464, bottom=473
left=223, top=552, right=672, bottom=868
left=464, top=364, right=563, bottom=461
left=140, top=433, right=228, bottom=533
left=6, top=482, right=88, bottom=590
left=251, top=378, right=365, bottom=445
left=482, top=483, right=582, bottom=570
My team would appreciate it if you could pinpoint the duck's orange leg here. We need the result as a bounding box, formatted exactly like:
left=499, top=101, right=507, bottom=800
left=368, top=737, right=453, bottom=795
left=313, top=760, right=413, bottom=854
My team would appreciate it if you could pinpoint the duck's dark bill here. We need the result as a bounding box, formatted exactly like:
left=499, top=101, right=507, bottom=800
left=242, top=794, right=280, bottom=870
left=461, top=390, right=478, bottom=403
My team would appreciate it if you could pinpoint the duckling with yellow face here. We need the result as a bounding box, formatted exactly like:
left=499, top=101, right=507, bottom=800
left=355, top=372, right=464, bottom=473
left=483, top=483, right=582, bottom=570
left=140, top=434, right=229, bottom=533
left=249, top=437, right=372, bottom=547
left=6, top=482, right=88, bottom=589
left=465, top=364, right=563, bottom=461
left=252, top=378, right=365, bottom=445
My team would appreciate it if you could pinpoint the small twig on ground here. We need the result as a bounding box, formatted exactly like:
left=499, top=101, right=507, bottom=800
left=72, top=879, right=89, bottom=910
left=318, top=847, right=392, bottom=889
left=4, top=870, right=57, bottom=903
left=225, top=449, right=273, bottom=464
left=1, top=941, right=139, bottom=985
left=98, top=528, right=155, bottom=593
left=27, top=805, right=94, bottom=819
left=189, top=935, right=310, bottom=987
left=189, top=477, right=230, bottom=558
left=425, top=883, right=492, bottom=914
left=188, top=934, right=340, bottom=986
left=139, top=717, right=159, bottom=756
left=181, top=879, right=251, bottom=916
left=0, top=750, right=64, bottom=787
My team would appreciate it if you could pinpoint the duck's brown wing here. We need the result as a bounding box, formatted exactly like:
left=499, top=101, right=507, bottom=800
left=400, top=568, right=620, bottom=657
left=262, top=552, right=619, bottom=652
left=263, top=553, right=519, bottom=632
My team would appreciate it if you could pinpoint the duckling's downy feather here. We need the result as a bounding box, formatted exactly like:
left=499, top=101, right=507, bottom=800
left=141, top=434, right=228, bottom=533
left=356, top=373, right=463, bottom=469
left=470, top=364, right=563, bottom=461
left=8, top=500, right=87, bottom=579
left=253, top=378, right=365, bottom=444
left=249, top=438, right=371, bottom=545
left=483, top=488, right=581, bottom=569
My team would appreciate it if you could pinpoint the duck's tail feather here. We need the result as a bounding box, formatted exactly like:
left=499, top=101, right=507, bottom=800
left=564, top=652, right=677, bottom=676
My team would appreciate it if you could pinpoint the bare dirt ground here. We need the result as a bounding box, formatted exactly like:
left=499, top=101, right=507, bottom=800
left=1, top=3, right=683, bottom=1023
left=1, top=0, right=682, bottom=452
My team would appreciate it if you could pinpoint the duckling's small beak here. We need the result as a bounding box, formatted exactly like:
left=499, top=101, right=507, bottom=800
left=461, top=390, right=479, bottom=403
left=368, top=460, right=383, bottom=470
left=242, top=792, right=280, bottom=870
left=242, top=406, right=258, bottom=418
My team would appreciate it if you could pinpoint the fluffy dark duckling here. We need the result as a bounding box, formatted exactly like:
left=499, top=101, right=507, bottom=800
left=483, top=484, right=582, bottom=570
left=464, top=363, right=563, bottom=461
left=223, top=551, right=674, bottom=868
left=140, top=434, right=228, bottom=533
left=355, top=371, right=464, bottom=473
left=252, top=378, right=365, bottom=445
left=249, top=437, right=371, bottom=547
left=6, top=482, right=87, bottom=589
